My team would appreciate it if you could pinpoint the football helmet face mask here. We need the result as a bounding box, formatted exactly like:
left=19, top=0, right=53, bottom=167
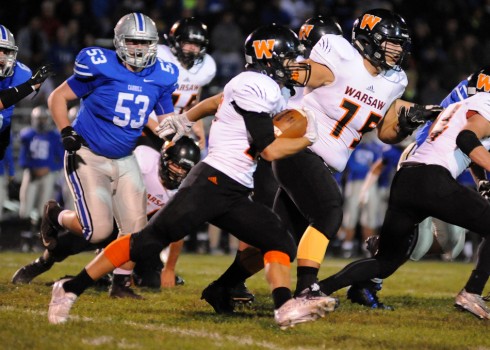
left=467, top=66, right=490, bottom=96
left=159, top=136, right=201, bottom=190
left=244, top=24, right=311, bottom=87
left=166, top=18, right=209, bottom=69
left=352, top=8, right=411, bottom=71
left=299, top=15, right=343, bottom=58
left=113, top=13, right=158, bottom=69
left=0, top=25, right=18, bottom=78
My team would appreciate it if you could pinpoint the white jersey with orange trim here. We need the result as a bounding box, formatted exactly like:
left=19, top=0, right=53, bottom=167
left=134, top=145, right=177, bottom=216
left=406, top=92, right=490, bottom=178
left=204, top=71, right=286, bottom=188
left=300, top=34, right=407, bottom=172
left=157, top=45, right=217, bottom=114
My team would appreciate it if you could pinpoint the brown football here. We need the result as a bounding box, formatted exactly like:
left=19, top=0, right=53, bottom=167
left=273, top=108, right=307, bottom=138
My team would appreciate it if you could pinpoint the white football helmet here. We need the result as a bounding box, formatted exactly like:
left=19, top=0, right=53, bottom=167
left=0, top=25, right=18, bottom=78
left=113, top=13, right=158, bottom=69
left=31, top=105, right=52, bottom=132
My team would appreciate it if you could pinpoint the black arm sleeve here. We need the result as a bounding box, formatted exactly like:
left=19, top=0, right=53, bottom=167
left=0, top=81, right=35, bottom=109
left=456, top=129, right=482, bottom=156
left=231, top=101, right=275, bottom=153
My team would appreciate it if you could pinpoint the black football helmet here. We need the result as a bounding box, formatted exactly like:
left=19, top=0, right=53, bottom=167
left=352, top=8, right=411, bottom=71
left=244, top=24, right=311, bottom=87
left=165, top=18, right=209, bottom=69
left=467, top=66, right=490, bottom=96
left=159, top=136, right=201, bottom=190
left=299, top=15, right=343, bottom=57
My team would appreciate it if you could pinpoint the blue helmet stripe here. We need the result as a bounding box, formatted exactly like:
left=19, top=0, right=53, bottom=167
left=134, top=13, right=145, bottom=33
left=0, top=26, right=6, bottom=41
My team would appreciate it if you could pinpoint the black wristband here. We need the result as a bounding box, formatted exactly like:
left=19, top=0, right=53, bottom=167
left=61, top=126, right=75, bottom=137
left=0, top=81, right=35, bottom=109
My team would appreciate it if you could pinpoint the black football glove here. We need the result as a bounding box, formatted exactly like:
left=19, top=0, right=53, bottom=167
left=478, top=180, right=490, bottom=200
left=28, top=64, right=55, bottom=89
left=61, top=126, right=82, bottom=152
left=398, top=104, right=444, bottom=136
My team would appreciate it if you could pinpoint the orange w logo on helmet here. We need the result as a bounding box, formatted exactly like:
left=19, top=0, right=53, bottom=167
left=298, top=25, right=314, bottom=40
left=476, top=73, right=490, bottom=93
left=360, top=14, right=382, bottom=30
left=252, top=39, right=276, bottom=59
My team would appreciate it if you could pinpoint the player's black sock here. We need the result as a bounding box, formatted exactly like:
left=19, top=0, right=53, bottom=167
left=272, top=287, right=292, bottom=309
left=63, top=268, right=95, bottom=296
left=215, top=251, right=251, bottom=287
left=295, top=266, right=319, bottom=295
left=465, top=269, right=489, bottom=295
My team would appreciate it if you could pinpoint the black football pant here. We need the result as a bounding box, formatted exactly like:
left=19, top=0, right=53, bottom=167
left=272, top=149, right=343, bottom=241
left=319, top=164, right=490, bottom=295
left=130, top=162, right=296, bottom=263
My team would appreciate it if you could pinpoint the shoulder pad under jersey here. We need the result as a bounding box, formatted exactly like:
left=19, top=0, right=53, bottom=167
left=231, top=72, right=284, bottom=115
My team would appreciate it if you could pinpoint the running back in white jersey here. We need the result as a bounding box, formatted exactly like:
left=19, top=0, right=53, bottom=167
left=157, top=45, right=217, bottom=114
left=407, top=92, right=490, bottom=178
left=204, top=71, right=286, bottom=188
left=301, top=34, right=407, bottom=171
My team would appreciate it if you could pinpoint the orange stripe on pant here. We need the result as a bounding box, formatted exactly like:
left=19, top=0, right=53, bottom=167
left=103, top=234, right=131, bottom=267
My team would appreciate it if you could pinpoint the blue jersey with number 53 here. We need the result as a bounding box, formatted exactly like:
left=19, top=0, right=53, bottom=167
left=68, top=47, right=178, bottom=158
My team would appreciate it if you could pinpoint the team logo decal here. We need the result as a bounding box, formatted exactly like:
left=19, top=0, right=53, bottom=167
left=253, top=39, right=276, bottom=59
left=477, top=73, right=490, bottom=93
left=298, top=25, right=314, bottom=40
left=360, top=14, right=382, bottom=30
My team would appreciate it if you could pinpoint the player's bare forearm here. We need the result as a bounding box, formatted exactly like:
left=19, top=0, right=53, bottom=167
left=469, top=162, right=488, bottom=183
left=377, top=99, right=413, bottom=144
left=469, top=147, right=490, bottom=172
left=161, top=239, right=184, bottom=288
left=47, top=81, right=78, bottom=131
left=186, top=93, right=223, bottom=122
left=260, top=137, right=310, bottom=161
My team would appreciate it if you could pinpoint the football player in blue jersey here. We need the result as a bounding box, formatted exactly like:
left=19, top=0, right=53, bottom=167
left=40, top=13, right=178, bottom=299
left=0, top=25, right=53, bottom=159
left=18, top=105, right=64, bottom=244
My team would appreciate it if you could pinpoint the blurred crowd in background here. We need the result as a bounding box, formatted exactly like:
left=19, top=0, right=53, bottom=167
left=2, top=0, right=490, bottom=103
left=0, top=0, right=488, bottom=260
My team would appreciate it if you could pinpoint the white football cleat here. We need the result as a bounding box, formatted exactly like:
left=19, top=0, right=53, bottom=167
left=274, top=284, right=337, bottom=330
left=48, top=278, right=77, bottom=324
left=455, top=289, right=490, bottom=320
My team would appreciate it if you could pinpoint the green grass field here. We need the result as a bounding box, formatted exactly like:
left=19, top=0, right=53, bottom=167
left=1, top=251, right=489, bottom=350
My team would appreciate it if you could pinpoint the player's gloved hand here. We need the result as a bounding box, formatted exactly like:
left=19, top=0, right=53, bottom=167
left=365, top=234, right=380, bottom=257
left=302, top=107, right=318, bottom=144
left=398, top=104, right=443, bottom=136
left=156, top=112, right=194, bottom=142
left=28, top=64, right=55, bottom=89
left=478, top=180, right=490, bottom=200
left=61, top=126, right=82, bottom=152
